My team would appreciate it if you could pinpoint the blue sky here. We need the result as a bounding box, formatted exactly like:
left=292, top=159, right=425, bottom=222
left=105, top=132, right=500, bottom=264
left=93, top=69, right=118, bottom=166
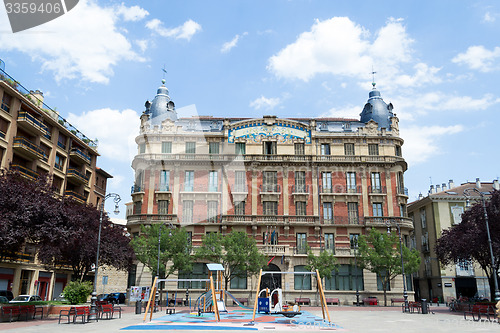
left=1, top=0, right=499, bottom=221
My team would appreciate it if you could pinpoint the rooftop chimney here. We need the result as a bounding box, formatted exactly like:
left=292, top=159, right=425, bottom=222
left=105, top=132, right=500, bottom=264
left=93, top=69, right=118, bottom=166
left=418, top=193, right=423, bottom=200
left=436, top=184, right=441, bottom=192
left=442, top=183, right=447, bottom=191
left=29, top=90, right=44, bottom=107
left=448, top=179, right=454, bottom=189
left=493, top=179, right=499, bottom=191
left=429, top=185, right=435, bottom=194
left=476, top=178, right=481, bottom=189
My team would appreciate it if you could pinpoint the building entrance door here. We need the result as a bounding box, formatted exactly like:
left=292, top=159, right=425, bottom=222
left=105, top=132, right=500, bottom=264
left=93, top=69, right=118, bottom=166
left=455, top=277, right=477, bottom=298
left=260, top=264, right=281, bottom=292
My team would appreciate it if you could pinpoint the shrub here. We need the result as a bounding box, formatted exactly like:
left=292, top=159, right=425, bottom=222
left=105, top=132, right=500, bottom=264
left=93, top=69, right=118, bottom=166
left=63, top=281, right=93, bottom=305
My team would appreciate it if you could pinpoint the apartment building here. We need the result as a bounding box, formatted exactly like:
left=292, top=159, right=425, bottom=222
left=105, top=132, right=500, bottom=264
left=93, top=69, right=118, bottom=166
left=0, top=62, right=112, bottom=300
left=126, top=79, right=413, bottom=305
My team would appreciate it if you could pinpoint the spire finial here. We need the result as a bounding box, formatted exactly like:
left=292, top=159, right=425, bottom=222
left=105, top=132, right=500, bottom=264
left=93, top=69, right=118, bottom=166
left=162, top=65, right=167, bottom=85
left=371, top=66, right=377, bottom=88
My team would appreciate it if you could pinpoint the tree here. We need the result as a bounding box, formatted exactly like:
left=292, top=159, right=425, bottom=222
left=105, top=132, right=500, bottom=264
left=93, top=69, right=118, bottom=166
left=306, top=249, right=338, bottom=281
left=195, top=231, right=267, bottom=291
left=357, top=228, right=420, bottom=306
left=37, top=199, right=135, bottom=281
left=436, top=190, right=500, bottom=302
left=131, top=224, right=193, bottom=279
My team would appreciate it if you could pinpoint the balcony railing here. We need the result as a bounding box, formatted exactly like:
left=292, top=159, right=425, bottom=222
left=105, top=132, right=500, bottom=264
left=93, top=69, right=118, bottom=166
left=155, top=183, right=170, bottom=192
left=259, top=184, right=281, bottom=193
left=127, top=214, right=178, bottom=225
left=368, top=186, right=387, bottom=194
left=231, top=184, right=248, bottom=193
left=13, top=136, right=48, bottom=161
left=291, top=185, right=309, bottom=194
left=17, top=111, right=50, bottom=136
left=67, top=168, right=89, bottom=183
left=0, top=129, right=5, bottom=139
left=320, top=185, right=362, bottom=194
left=70, top=147, right=91, bottom=164
left=364, top=216, right=414, bottom=228
left=11, top=164, right=38, bottom=179
left=131, top=184, right=144, bottom=193
left=322, top=216, right=362, bottom=225
left=181, top=184, right=221, bottom=192
left=64, top=190, right=86, bottom=203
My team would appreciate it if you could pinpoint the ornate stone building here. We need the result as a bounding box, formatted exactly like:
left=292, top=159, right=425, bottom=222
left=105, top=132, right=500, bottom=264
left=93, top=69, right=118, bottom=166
left=126, top=80, right=413, bottom=305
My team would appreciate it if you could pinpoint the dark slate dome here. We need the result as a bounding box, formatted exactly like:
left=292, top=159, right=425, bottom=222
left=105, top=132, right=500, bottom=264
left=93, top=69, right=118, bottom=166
left=360, top=83, right=393, bottom=129
left=149, top=79, right=177, bottom=123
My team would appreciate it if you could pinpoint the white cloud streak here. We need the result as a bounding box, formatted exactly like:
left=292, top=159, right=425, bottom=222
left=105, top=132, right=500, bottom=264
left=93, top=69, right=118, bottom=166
left=146, top=19, right=202, bottom=41
left=249, top=96, right=281, bottom=110
left=221, top=32, right=248, bottom=53
left=452, top=45, right=500, bottom=72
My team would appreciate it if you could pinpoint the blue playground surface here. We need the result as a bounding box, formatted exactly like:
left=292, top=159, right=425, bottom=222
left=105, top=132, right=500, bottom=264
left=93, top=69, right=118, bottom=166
left=121, top=308, right=344, bottom=331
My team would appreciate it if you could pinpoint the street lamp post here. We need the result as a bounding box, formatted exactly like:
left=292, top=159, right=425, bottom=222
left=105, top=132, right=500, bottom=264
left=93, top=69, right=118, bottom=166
left=89, top=193, right=121, bottom=321
left=464, top=188, right=500, bottom=302
left=353, top=245, right=360, bottom=306
left=386, top=221, right=409, bottom=312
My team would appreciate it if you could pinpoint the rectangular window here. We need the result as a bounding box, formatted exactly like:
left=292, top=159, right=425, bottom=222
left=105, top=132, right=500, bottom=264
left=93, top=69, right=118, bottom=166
left=235, top=171, right=246, bottom=192
left=1, top=93, right=11, bottom=113
left=344, top=143, right=355, bottom=156
left=294, top=143, right=305, bottom=155
left=0, top=117, right=8, bottom=139
left=350, top=234, right=359, bottom=249
left=296, top=201, right=307, bottom=216
left=263, top=201, right=278, bottom=215
left=368, top=144, right=379, bottom=156
left=235, top=142, right=246, bottom=155
left=397, top=172, right=405, bottom=194
left=235, top=201, right=245, bottom=215
left=207, top=201, right=218, bottom=223
left=263, top=171, right=278, bottom=192
left=395, top=145, right=402, bottom=157
left=209, top=142, right=219, bottom=154
left=373, top=203, right=383, bottom=217
left=161, top=141, right=172, bottom=154
left=323, top=202, right=333, bottom=223
left=178, top=263, right=207, bottom=289
left=54, top=154, right=64, bottom=171
left=209, top=171, right=218, bottom=192
left=322, top=172, right=332, bottom=193
left=346, top=172, right=357, bottom=192
left=139, top=143, right=146, bottom=154
left=295, top=171, right=306, bottom=193
left=371, top=172, right=381, bottom=192
left=420, top=208, right=427, bottom=229
left=377, top=271, right=391, bottom=291
left=158, top=200, right=169, bottom=215
left=400, top=204, right=406, bottom=217
left=184, top=171, right=194, bottom=191
left=263, top=141, right=276, bottom=155
left=294, top=266, right=311, bottom=290
left=230, top=267, right=247, bottom=289
left=321, top=143, right=330, bottom=155
left=296, top=233, right=307, bottom=254
left=348, top=202, right=359, bottom=224
left=57, top=134, right=67, bottom=150
left=325, top=233, right=335, bottom=253
left=160, top=170, right=170, bottom=191
left=185, top=142, right=196, bottom=154
left=183, top=200, right=193, bottom=223
left=133, top=201, right=141, bottom=215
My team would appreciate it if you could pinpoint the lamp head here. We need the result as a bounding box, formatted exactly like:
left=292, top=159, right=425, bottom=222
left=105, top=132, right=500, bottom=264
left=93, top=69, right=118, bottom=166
left=113, top=204, right=120, bottom=215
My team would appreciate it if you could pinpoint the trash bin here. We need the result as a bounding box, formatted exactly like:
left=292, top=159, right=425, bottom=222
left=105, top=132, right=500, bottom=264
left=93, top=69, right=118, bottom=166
left=421, top=299, right=428, bottom=314
left=135, top=300, right=142, bottom=314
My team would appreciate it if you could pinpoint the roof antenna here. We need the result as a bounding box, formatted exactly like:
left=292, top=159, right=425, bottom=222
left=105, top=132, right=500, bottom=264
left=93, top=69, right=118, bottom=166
left=162, top=65, right=167, bottom=84
left=370, top=66, right=377, bottom=89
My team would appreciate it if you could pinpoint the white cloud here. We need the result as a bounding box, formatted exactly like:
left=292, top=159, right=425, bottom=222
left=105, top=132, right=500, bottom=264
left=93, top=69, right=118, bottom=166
left=483, top=12, right=496, bottom=23
left=115, top=3, right=149, bottom=22
left=400, top=125, right=464, bottom=165
left=67, top=108, right=140, bottom=162
left=221, top=32, right=248, bottom=53
left=146, top=19, right=202, bottom=41
left=135, top=39, right=149, bottom=53
left=452, top=45, right=500, bottom=72
left=321, top=106, right=360, bottom=119
left=0, top=0, right=146, bottom=84
left=390, top=63, right=442, bottom=88
left=249, top=96, right=281, bottom=110
left=267, top=17, right=415, bottom=84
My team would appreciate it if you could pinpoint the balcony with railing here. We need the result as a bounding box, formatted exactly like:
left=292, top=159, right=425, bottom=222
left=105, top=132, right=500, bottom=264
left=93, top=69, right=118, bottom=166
left=11, top=164, right=38, bottom=180
left=0, top=129, right=5, bottom=139
left=131, top=184, right=145, bottom=201
left=322, top=216, right=363, bottom=225
left=180, top=184, right=221, bottom=200
left=66, top=168, right=89, bottom=185
left=64, top=190, right=87, bottom=203
left=69, top=147, right=91, bottom=165
left=364, top=216, right=414, bottom=229
left=368, top=186, right=387, bottom=194
left=127, top=213, right=178, bottom=226
left=231, top=184, right=248, bottom=202
left=259, top=184, right=281, bottom=201
left=155, top=183, right=172, bottom=200
left=12, top=136, right=48, bottom=162
left=319, top=185, right=362, bottom=197
left=17, top=111, right=50, bottom=137
left=258, top=244, right=290, bottom=255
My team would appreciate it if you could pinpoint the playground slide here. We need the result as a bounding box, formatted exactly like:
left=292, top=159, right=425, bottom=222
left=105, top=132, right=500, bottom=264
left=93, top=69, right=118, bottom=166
left=224, top=290, right=251, bottom=309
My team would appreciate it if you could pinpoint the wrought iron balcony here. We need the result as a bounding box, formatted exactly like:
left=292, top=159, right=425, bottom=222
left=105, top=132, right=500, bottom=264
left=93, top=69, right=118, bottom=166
left=12, top=136, right=48, bottom=162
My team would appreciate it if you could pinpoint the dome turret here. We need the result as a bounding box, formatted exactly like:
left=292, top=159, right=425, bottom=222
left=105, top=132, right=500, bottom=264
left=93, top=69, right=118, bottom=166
left=148, top=79, right=177, bottom=123
left=360, top=83, right=393, bottom=129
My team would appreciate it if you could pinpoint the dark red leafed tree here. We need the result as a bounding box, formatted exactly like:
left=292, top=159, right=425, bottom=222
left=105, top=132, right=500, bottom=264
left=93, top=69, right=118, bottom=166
left=436, top=190, right=500, bottom=301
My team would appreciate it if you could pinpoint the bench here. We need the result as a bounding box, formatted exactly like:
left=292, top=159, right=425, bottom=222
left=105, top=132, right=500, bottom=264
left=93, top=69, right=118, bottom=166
left=363, top=297, right=378, bottom=306
left=464, top=304, right=496, bottom=322
left=325, top=298, right=340, bottom=305
left=408, top=301, right=422, bottom=313
left=99, top=304, right=114, bottom=320
left=233, top=298, right=248, bottom=306
left=391, top=298, right=405, bottom=306
left=58, top=306, right=94, bottom=324
left=295, top=298, right=310, bottom=306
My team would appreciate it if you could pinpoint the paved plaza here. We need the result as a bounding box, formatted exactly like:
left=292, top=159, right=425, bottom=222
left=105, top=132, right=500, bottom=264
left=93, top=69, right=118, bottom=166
left=0, top=305, right=498, bottom=333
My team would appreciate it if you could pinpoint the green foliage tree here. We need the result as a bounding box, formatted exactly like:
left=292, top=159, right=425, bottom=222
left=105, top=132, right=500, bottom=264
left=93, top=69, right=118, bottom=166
left=63, top=281, right=93, bottom=305
left=306, top=249, right=338, bottom=280
left=131, top=224, right=193, bottom=279
left=357, top=228, right=420, bottom=306
left=195, top=231, right=267, bottom=290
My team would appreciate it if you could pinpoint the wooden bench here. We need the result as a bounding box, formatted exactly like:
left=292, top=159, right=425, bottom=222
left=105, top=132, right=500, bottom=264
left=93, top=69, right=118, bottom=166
left=391, top=298, right=405, bottom=306
left=58, top=306, right=94, bottom=324
left=464, top=304, right=496, bottom=322
left=363, top=297, right=378, bottom=306
left=99, top=304, right=114, bottom=320
left=408, top=301, right=422, bottom=313
left=295, top=298, right=310, bottom=305
left=325, top=298, right=340, bottom=305
left=233, top=298, right=248, bottom=305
